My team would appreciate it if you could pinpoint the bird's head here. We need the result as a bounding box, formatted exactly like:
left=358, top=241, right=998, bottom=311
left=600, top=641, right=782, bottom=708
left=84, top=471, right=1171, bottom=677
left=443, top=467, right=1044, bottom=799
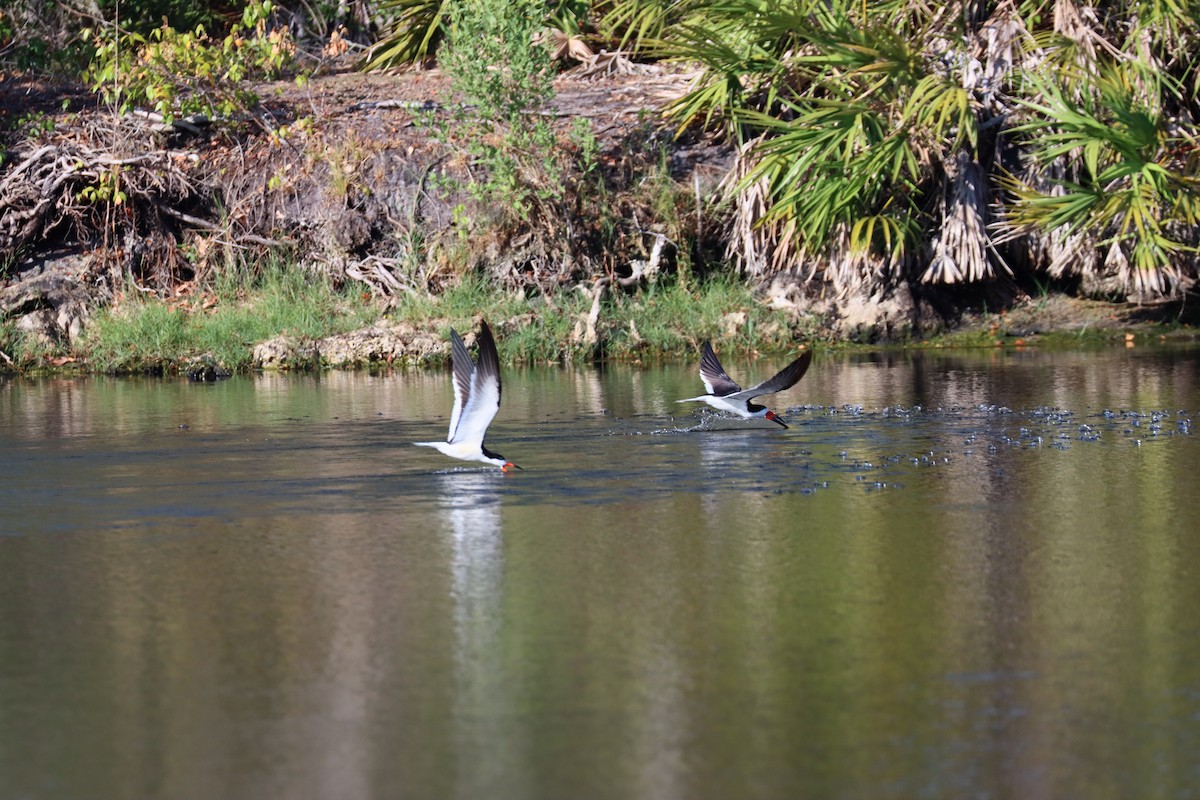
left=483, top=445, right=520, bottom=472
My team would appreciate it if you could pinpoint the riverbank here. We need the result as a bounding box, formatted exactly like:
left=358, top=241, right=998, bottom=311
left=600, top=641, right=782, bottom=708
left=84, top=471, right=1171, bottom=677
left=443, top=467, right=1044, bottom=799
left=2, top=68, right=1197, bottom=376
left=3, top=264, right=1196, bottom=377
left=3, top=268, right=812, bottom=374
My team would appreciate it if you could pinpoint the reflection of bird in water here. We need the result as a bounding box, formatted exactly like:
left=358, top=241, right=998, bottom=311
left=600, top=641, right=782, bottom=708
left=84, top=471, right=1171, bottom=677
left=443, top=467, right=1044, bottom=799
left=415, top=321, right=521, bottom=472
left=437, top=468, right=513, bottom=789
left=440, top=472, right=502, bottom=555
left=677, top=343, right=813, bottom=428
left=437, top=471, right=503, bottom=646
left=436, top=470, right=503, bottom=609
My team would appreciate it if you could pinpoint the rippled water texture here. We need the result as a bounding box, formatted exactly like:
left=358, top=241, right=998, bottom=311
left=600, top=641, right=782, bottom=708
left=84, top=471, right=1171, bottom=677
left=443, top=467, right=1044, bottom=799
left=2, top=346, right=1199, bottom=799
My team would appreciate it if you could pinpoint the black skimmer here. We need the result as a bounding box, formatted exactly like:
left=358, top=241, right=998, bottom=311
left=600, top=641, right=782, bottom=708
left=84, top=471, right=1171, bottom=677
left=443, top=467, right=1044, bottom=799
left=415, top=321, right=521, bottom=471
left=677, top=342, right=813, bottom=428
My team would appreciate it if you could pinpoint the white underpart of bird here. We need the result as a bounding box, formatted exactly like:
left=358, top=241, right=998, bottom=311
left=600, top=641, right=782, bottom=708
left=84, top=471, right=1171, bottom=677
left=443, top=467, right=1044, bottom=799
left=414, top=321, right=519, bottom=471
left=677, top=342, right=813, bottom=428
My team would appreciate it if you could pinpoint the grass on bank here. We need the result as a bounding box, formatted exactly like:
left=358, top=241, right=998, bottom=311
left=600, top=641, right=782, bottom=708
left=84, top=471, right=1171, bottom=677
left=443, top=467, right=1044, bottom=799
left=28, top=264, right=814, bottom=374
left=5, top=262, right=1180, bottom=376
left=387, top=272, right=805, bottom=363
left=605, top=274, right=808, bottom=357
left=82, top=265, right=379, bottom=373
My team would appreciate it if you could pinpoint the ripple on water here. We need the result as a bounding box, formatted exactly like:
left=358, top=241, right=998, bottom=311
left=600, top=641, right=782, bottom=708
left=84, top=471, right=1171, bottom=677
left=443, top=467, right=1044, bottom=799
left=458, top=401, right=1195, bottom=507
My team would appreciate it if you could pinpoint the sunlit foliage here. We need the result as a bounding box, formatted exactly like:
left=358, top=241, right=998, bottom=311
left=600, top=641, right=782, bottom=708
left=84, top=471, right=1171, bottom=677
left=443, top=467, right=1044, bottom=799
left=663, top=0, right=1200, bottom=299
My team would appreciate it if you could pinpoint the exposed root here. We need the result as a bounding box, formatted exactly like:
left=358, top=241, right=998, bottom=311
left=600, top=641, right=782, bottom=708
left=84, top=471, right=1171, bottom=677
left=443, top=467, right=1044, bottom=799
left=573, top=225, right=673, bottom=347
left=342, top=254, right=420, bottom=296
left=0, top=120, right=201, bottom=289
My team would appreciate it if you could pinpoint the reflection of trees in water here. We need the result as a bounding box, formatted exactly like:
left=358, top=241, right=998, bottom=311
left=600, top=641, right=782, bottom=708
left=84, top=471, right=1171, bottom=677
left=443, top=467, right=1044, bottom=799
left=4, top=347, right=1199, bottom=798
left=2, top=376, right=119, bottom=439
left=520, top=363, right=665, bottom=420
left=813, top=349, right=1198, bottom=414
left=569, top=365, right=607, bottom=416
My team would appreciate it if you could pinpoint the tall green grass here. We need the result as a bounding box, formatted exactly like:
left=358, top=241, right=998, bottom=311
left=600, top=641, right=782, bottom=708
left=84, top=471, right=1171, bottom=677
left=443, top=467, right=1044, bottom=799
left=66, top=264, right=820, bottom=374
left=385, top=272, right=807, bottom=363
left=386, top=275, right=591, bottom=363
left=603, top=274, right=801, bottom=358
left=83, top=265, right=377, bottom=373
left=0, top=318, right=32, bottom=372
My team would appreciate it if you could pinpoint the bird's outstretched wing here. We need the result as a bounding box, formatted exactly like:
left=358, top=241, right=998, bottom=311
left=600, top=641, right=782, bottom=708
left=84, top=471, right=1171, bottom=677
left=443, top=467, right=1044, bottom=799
left=445, top=328, right=471, bottom=442
left=698, top=341, right=743, bottom=397
left=740, top=349, right=813, bottom=400
left=447, top=321, right=502, bottom=446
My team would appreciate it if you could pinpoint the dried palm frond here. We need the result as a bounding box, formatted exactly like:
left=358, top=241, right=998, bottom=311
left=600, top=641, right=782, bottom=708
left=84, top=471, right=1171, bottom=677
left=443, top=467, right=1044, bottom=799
left=1041, top=227, right=1094, bottom=280
left=975, top=0, right=1038, bottom=103
left=575, top=50, right=658, bottom=78
left=824, top=224, right=895, bottom=298
left=721, top=138, right=801, bottom=279
left=1051, top=0, right=1124, bottom=74
left=925, top=153, right=1006, bottom=283
left=543, top=27, right=595, bottom=64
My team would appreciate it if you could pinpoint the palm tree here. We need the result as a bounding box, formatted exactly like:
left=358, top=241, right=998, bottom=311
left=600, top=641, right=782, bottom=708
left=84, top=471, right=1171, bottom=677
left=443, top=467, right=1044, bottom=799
left=359, top=0, right=1199, bottom=301
left=663, top=0, right=1200, bottom=301
left=663, top=0, right=1003, bottom=295
left=998, top=1, right=1200, bottom=299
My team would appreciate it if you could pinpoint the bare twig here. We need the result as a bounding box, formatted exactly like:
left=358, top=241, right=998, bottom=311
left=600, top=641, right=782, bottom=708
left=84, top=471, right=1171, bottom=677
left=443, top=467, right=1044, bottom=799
left=343, top=254, right=418, bottom=296
left=154, top=203, right=285, bottom=248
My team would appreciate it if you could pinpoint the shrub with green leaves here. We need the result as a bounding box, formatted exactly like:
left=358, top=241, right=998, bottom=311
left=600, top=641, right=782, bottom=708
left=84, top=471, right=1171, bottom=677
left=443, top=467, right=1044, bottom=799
left=436, top=0, right=561, bottom=222
left=364, top=0, right=595, bottom=72
left=82, top=0, right=302, bottom=125
left=0, top=0, right=92, bottom=72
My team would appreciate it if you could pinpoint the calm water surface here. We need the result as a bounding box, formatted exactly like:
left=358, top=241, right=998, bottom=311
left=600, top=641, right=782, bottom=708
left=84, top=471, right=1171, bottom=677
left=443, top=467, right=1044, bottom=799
left=2, top=346, right=1199, bottom=799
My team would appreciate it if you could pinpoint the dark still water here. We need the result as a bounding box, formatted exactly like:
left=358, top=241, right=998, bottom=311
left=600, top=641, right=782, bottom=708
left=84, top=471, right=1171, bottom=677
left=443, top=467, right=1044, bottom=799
left=1, top=346, right=1199, bottom=800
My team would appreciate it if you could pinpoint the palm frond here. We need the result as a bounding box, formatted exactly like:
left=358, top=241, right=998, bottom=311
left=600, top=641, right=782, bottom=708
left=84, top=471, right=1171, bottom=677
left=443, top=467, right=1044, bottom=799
left=663, top=0, right=1200, bottom=299
left=592, top=0, right=710, bottom=58
left=361, top=0, right=449, bottom=70
left=902, top=73, right=978, bottom=151
left=1003, top=62, right=1200, bottom=297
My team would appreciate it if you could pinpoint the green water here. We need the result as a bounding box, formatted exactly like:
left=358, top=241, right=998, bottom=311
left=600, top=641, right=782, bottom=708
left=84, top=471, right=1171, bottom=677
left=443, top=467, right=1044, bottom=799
left=1, top=347, right=1198, bottom=799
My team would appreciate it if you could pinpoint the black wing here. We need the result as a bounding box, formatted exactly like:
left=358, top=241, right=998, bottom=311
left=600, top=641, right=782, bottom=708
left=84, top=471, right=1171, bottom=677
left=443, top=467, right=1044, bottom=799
left=743, top=349, right=813, bottom=399
left=698, top=341, right=743, bottom=397
left=474, top=320, right=502, bottom=403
